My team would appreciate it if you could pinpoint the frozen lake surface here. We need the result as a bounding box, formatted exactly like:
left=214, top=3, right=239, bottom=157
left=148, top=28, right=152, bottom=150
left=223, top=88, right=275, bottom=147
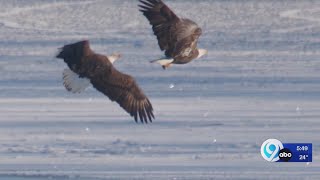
left=0, top=0, right=319, bottom=179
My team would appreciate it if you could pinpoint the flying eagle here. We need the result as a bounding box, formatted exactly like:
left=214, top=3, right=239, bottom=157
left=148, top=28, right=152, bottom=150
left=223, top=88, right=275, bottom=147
left=56, top=40, right=154, bottom=123
left=139, top=0, right=208, bottom=69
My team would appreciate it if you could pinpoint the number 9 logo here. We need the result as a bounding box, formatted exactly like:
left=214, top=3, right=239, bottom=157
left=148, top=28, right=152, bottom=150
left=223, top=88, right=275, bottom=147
left=261, top=139, right=284, bottom=162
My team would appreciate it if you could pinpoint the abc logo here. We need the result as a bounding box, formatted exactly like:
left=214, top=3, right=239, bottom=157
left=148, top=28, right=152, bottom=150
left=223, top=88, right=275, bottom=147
left=279, top=148, right=292, bottom=162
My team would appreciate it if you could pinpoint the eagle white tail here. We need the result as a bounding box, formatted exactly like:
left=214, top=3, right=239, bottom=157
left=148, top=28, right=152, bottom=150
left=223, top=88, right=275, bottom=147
left=150, top=58, right=174, bottom=66
left=62, top=69, right=90, bottom=93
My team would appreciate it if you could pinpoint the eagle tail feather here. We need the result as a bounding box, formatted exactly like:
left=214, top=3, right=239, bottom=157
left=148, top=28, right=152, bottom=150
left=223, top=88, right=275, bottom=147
left=150, top=58, right=174, bottom=65
left=150, top=58, right=174, bottom=69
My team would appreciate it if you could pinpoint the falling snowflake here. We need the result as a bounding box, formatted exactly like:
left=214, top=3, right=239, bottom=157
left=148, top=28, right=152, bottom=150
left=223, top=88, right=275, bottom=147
left=203, top=112, right=209, bottom=117
left=169, top=83, right=175, bottom=89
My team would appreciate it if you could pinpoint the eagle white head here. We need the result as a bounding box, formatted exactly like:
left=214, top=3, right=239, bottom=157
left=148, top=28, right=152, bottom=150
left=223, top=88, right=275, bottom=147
left=108, top=53, right=121, bottom=64
left=197, top=49, right=208, bottom=59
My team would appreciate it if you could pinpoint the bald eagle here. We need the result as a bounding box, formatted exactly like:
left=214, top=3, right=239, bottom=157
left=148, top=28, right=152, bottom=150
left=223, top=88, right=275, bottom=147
left=139, top=0, right=208, bottom=69
left=56, top=40, right=154, bottom=123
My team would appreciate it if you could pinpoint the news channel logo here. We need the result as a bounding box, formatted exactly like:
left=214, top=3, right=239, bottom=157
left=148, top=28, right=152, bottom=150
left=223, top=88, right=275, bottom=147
left=261, top=139, right=312, bottom=162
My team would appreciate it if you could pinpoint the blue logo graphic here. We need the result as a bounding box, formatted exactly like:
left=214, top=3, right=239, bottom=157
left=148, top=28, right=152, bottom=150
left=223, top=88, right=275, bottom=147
left=261, top=139, right=284, bottom=162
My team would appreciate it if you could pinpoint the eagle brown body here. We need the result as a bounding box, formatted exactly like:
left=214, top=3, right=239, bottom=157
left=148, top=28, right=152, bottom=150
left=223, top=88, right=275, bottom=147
left=56, top=40, right=154, bottom=123
left=139, top=0, right=207, bottom=69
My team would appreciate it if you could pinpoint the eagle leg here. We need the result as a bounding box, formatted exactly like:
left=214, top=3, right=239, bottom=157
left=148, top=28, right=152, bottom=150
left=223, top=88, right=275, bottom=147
left=162, top=63, right=172, bottom=70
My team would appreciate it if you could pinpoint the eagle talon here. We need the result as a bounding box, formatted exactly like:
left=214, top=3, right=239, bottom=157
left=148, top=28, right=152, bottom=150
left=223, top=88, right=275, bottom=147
left=162, top=63, right=171, bottom=70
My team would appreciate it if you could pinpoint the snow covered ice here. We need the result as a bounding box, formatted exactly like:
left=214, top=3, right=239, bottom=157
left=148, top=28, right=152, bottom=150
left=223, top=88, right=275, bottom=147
left=0, top=0, right=319, bottom=179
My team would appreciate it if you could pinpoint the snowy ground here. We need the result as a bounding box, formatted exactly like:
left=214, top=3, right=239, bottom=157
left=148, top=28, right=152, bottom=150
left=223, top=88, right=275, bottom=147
left=0, top=0, right=320, bottom=179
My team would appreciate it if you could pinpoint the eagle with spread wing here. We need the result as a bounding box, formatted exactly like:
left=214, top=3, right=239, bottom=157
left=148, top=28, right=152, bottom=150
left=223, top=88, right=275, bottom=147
left=56, top=40, right=154, bottom=123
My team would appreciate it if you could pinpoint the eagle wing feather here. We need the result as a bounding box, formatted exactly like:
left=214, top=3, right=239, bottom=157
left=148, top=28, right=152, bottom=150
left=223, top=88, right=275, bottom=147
left=139, top=0, right=179, bottom=52
left=89, top=66, right=154, bottom=123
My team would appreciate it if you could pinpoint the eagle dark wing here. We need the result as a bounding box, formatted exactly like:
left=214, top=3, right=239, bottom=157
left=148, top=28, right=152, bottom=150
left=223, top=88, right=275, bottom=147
left=56, top=40, right=93, bottom=73
left=139, top=0, right=179, bottom=52
left=89, top=65, right=155, bottom=123
left=79, top=55, right=155, bottom=123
